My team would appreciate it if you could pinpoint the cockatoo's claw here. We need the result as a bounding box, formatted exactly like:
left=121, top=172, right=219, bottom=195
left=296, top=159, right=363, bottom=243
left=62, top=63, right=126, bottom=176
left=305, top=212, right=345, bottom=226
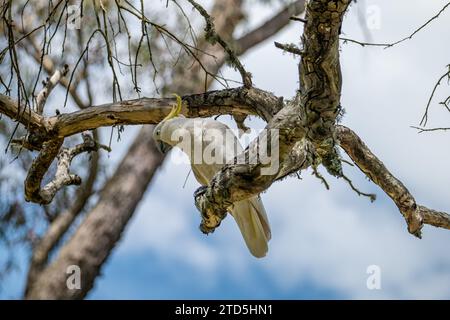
left=193, top=185, right=208, bottom=200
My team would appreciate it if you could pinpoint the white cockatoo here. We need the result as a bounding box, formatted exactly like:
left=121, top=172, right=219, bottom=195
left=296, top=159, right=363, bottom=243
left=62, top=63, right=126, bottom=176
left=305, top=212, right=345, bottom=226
left=152, top=95, right=271, bottom=257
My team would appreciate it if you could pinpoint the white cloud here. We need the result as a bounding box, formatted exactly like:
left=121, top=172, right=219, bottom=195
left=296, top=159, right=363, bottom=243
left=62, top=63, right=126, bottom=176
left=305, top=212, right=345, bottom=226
left=262, top=175, right=450, bottom=298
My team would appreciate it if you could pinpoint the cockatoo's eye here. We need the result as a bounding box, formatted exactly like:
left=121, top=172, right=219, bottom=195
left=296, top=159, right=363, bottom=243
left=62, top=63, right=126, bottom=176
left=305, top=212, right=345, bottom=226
left=156, top=128, right=161, bottom=136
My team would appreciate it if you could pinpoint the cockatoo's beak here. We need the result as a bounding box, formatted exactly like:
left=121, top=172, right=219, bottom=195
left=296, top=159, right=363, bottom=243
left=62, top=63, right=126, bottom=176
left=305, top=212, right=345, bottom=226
left=157, top=141, right=172, bottom=154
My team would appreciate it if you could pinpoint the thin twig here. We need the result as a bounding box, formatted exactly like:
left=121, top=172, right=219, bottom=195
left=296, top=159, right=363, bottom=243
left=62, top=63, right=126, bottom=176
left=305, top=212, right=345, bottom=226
left=420, top=67, right=450, bottom=126
left=411, top=126, right=450, bottom=133
left=312, top=166, right=330, bottom=190
left=341, top=2, right=450, bottom=49
left=341, top=173, right=376, bottom=202
left=274, top=41, right=302, bottom=55
left=289, top=16, right=307, bottom=23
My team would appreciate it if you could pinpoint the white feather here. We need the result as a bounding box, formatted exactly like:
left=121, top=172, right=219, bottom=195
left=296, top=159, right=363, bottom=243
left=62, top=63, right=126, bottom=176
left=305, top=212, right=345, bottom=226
left=158, top=117, right=271, bottom=257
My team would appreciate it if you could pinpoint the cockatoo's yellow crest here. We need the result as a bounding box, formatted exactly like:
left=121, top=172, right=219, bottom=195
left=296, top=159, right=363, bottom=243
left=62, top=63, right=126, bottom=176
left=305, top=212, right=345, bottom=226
left=162, top=93, right=183, bottom=122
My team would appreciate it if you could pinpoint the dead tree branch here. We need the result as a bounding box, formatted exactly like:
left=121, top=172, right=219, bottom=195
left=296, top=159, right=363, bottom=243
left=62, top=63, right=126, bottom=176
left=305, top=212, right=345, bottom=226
left=0, top=87, right=280, bottom=139
left=274, top=41, right=302, bottom=55
left=335, top=125, right=450, bottom=236
left=24, top=133, right=109, bottom=205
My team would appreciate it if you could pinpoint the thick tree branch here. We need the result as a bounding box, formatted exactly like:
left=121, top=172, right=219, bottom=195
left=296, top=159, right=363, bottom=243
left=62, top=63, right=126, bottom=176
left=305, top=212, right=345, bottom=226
left=419, top=206, right=450, bottom=230
left=24, top=138, right=65, bottom=204
left=24, top=133, right=109, bottom=205
left=54, top=87, right=282, bottom=137
left=335, top=125, right=450, bottom=235
left=0, top=87, right=280, bottom=141
left=0, top=94, right=45, bottom=132
left=298, top=0, right=349, bottom=176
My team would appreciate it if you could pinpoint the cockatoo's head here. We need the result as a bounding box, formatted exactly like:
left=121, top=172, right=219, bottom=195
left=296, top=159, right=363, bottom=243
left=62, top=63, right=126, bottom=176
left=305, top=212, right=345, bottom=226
left=152, top=94, right=183, bottom=154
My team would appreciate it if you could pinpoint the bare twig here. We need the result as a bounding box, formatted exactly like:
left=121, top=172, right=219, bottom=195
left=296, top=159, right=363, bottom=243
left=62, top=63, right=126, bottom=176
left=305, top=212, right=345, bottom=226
left=340, top=2, right=450, bottom=49
left=289, top=16, right=307, bottom=24
left=274, top=41, right=302, bottom=55
left=340, top=37, right=391, bottom=48
left=312, top=166, right=330, bottom=190
left=411, top=126, right=450, bottom=133
left=420, top=67, right=450, bottom=126
left=340, top=173, right=376, bottom=202
left=35, top=65, right=69, bottom=114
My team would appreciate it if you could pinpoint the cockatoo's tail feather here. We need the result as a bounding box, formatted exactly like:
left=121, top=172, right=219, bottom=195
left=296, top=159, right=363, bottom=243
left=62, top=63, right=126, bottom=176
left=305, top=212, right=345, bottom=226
left=230, top=196, right=271, bottom=258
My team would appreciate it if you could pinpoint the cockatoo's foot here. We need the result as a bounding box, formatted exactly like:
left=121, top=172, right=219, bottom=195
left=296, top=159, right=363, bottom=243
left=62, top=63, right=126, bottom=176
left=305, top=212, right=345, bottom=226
left=194, top=186, right=227, bottom=235
left=193, top=185, right=208, bottom=199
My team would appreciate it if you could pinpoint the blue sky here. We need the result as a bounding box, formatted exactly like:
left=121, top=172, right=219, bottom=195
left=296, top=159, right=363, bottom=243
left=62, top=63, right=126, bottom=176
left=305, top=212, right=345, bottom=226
left=2, top=0, right=450, bottom=299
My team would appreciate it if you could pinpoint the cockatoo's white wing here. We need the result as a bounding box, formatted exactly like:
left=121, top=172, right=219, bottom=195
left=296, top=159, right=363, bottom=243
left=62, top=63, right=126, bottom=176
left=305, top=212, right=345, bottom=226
left=161, top=117, right=271, bottom=257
